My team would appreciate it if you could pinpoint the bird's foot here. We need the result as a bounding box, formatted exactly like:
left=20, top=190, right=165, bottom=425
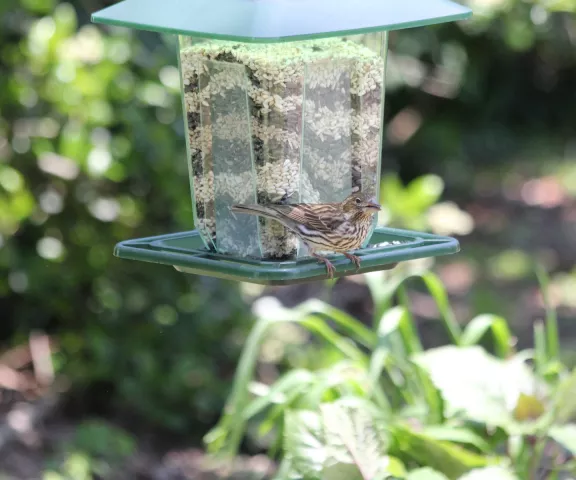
left=343, top=252, right=361, bottom=271
left=311, top=253, right=336, bottom=279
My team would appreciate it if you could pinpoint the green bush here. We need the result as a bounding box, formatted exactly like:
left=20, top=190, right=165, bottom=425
left=0, top=1, right=252, bottom=432
left=2, top=0, right=576, bottom=439
left=43, top=420, right=137, bottom=480
left=207, top=265, right=576, bottom=479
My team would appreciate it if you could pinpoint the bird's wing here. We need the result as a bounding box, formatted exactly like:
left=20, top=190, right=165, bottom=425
left=273, top=203, right=346, bottom=231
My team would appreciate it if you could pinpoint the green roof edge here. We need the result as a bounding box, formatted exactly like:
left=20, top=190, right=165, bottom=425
left=91, top=9, right=472, bottom=43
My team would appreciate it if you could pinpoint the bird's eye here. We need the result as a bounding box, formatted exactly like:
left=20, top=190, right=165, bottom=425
left=355, top=197, right=362, bottom=204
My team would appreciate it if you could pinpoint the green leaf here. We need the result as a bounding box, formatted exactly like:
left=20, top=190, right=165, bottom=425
left=243, top=370, right=315, bottom=420
left=535, top=264, right=559, bottom=362
left=461, top=314, right=513, bottom=358
left=407, top=467, right=450, bottom=480
left=549, top=424, right=576, bottom=455
left=413, top=346, right=545, bottom=429
left=378, top=456, right=407, bottom=479
left=422, top=426, right=492, bottom=453
left=297, top=299, right=376, bottom=349
left=392, top=424, right=490, bottom=479
left=370, top=271, right=461, bottom=345
left=397, top=287, right=424, bottom=354
left=458, top=467, right=519, bottom=480
left=301, top=315, right=369, bottom=365
left=373, top=306, right=408, bottom=358
left=73, top=420, right=136, bottom=460
left=368, top=306, right=408, bottom=409
left=412, top=362, right=446, bottom=425
left=271, top=457, right=296, bottom=480
left=534, top=321, right=547, bottom=377
left=368, top=340, right=392, bottom=403
left=258, top=377, right=319, bottom=438
left=283, top=402, right=397, bottom=480
left=284, top=410, right=326, bottom=478
left=366, top=269, right=410, bottom=328
left=206, top=298, right=372, bottom=457
left=418, top=272, right=462, bottom=345
left=406, top=174, right=445, bottom=211
left=379, top=175, right=406, bottom=214
left=552, top=368, right=576, bottom=424
left=62, top=452, right=92, bottom=480
left=298, top=362, right=366, bottom=408
left=321, top=401, right=390, bottom=480
left=205, top=315, right=273, bottom=456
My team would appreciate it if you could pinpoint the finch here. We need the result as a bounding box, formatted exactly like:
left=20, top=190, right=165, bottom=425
left=230, top=190, right=381, bottom=278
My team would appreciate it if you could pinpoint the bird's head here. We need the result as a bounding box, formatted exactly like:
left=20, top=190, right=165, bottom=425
left=342, top=190, right=381, bottom=215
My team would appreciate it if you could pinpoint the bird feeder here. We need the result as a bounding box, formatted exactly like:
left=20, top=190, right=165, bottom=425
left=92, top=0, right=471, bottom=285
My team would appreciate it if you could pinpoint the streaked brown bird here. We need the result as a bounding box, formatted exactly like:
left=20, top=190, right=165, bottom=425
left=230, top=190, right=381, bottom=278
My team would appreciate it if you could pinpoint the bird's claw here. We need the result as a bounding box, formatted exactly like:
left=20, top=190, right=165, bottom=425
left=325, top=260, right=335, bottom=279
left=344, top=252, right=361, bottom=271
left=312, top=253, right=336, bottom=279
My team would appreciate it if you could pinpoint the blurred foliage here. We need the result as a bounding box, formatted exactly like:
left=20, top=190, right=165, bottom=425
left=384, top=0, right=576, bottom=189
left=43, top=420, right=136, bottom=479
left=1, top=0, right=576, bottom=445
left=209, top=265, right=576, bottom=479
left=0, top=0, right=253, bottom=434
left=379, top=174, right=445, bottom=231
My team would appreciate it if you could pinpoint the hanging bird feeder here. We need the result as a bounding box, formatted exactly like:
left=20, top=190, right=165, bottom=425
left=91, top=0, right=471, bottom=285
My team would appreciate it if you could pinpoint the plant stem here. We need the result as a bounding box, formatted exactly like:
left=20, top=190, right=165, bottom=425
left=530, top=437, right=547, bottom=480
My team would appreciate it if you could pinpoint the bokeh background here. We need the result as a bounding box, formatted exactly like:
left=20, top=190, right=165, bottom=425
left=1, top=0, right=576, bottom=477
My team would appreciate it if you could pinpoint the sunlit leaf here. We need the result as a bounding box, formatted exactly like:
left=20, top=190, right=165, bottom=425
left=422, top=426, right=492, bottom=453
left=243, top=370, right=315, bottom=420
left=321, top=401, right=389, bottom=480
left=534, top=321, right=547, bottom=377
left=406, top=174, right=445, bottom=211
left=206, top=300, right=372, bottom=457
left=365, top=269, right=410, bottom=328
left=549, top=424, right=576, bottom=455
left=272, top=457, right=298, bottom=480
left=536, top=264, right=560, bottom=363
left=407, top=468, right=450, bottom=480
left=284, top=410, right=326, bottom=478
left=378, top=456, right=407, bottom=479
left=392, top=424, right=490, bottom=479
left=282, top=402, right=397, bottom=480
left=458, top=467, right=519, bottom=480
left=461, top=314, right=513, bottom=358
left=553, top=368, right=576, bottom=424
left=413, top=346, right=545, bottom=430
left=418, top=272, right=462, bottom=345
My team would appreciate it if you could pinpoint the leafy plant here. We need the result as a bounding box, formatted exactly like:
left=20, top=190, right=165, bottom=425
left=0, top=1, right=253, bottom=433
left=43, top=420, right=136, bottom=480
left=205, top=265, right=576, bottom=479
left=3, top=0, right=576, bottom=455
left=378, top=174, right=444, bottom=230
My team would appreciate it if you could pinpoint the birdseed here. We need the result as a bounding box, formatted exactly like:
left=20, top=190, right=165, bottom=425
left=179, top=36, right=385, bottom=258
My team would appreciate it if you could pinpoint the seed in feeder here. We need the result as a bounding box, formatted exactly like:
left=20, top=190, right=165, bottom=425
left=179, top=37, right=384, bottom=258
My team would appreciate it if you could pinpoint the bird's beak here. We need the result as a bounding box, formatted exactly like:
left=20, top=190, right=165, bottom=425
left=366, top=200, right=381, bottom=211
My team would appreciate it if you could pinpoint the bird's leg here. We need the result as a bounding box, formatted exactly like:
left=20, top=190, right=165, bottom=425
left=310, top=252, right=335, bottom=279
left=343, top=252, right=361, bottom=271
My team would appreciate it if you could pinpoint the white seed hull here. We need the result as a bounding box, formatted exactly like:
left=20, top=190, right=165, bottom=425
left=180, top=37, right=385, bottom=258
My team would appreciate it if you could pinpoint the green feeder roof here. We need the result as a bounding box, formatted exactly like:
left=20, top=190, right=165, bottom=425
left=92, top=0, right=472, bottom=43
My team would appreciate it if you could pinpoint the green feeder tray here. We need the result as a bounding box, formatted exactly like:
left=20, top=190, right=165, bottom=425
left=93, top=0, right=470, bottom=284
left=114, top=226, right=460, bottom=285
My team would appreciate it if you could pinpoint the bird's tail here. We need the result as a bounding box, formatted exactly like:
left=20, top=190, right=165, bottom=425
left=230, top=204, right=280, bottom=220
